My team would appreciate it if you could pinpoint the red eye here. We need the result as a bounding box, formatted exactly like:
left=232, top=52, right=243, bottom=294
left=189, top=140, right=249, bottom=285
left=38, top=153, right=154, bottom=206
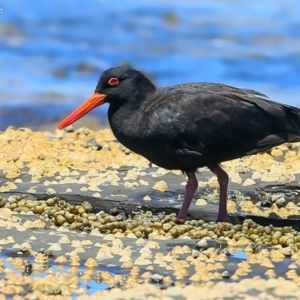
left=108, top=77, right=119, bottom=86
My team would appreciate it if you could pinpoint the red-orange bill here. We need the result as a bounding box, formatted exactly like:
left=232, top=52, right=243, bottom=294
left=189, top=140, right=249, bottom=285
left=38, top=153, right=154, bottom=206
left=58, top=93, right=106, bottom=129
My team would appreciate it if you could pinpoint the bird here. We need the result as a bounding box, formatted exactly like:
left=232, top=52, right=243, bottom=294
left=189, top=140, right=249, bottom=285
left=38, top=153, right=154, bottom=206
left=58, top=66, right=300, bottom=223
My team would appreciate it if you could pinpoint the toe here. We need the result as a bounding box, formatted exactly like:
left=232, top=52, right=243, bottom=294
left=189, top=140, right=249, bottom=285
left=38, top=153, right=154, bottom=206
left=175, top=218, right=186, bottom=225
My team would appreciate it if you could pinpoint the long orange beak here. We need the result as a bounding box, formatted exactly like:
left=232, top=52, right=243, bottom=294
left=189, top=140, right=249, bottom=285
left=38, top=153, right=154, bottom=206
left=58, top=93, right=107, bottom=129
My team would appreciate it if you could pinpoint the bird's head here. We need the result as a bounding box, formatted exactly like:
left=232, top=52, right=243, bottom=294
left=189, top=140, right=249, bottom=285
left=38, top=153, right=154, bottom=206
left=58, top=66, right=155, bottom=130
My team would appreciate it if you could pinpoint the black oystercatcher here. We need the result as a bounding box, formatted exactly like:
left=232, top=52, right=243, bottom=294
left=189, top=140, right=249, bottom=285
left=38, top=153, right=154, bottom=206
left=58, top=67, right=300, bottom=223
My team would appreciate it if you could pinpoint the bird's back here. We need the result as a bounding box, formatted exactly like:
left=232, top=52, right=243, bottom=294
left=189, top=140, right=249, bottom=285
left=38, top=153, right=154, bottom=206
left=138, top=83, right=300, bottom=171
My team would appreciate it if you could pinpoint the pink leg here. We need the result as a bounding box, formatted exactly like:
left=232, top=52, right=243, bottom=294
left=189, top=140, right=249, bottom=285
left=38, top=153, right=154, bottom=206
left=210, top=165, right=229, bottom=222
left=176, top=172, right=198, bottom=224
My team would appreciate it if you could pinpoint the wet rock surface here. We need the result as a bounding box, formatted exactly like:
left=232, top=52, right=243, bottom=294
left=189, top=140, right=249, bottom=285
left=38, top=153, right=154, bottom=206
left=0, top=127, right=300, bottom=298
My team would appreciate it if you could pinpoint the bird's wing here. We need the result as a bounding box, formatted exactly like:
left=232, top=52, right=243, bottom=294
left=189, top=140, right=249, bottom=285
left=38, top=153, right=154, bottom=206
left=143, top=83, right=300, bottom=164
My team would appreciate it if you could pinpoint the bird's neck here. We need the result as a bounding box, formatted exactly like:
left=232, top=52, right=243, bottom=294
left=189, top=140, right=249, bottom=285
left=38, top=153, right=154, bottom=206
left=108, top=90, right=154, bottom=150
left=108, top=109, right=144, bottom=152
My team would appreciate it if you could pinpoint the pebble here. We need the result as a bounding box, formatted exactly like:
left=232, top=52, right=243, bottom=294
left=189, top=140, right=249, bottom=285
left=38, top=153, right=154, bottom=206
left=196, top=239, right=208, bottom=250
left=152, top=180, right=168, bottom=192
left=151, top=273, right=164, bottom=283
left=221, top=270, right=230, bottom=278
left=276, top=197, right=286, bottom=208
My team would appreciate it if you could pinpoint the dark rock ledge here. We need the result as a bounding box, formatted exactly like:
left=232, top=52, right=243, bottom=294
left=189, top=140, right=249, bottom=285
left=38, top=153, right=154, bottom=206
left=1, top=165, right=300, bottom=229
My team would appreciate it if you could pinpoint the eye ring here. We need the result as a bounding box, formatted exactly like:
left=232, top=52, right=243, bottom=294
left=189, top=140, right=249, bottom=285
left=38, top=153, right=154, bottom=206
left=108, top=77, right=119, bottom=86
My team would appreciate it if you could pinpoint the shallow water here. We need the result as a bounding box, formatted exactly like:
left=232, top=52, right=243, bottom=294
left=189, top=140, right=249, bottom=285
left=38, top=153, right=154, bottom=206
left=1, top=0, right=300, bottom=129
left=0, top=245, right=294, bottom=296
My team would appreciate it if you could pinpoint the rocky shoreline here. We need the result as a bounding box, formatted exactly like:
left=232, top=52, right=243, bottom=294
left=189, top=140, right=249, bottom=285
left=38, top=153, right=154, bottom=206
left=0, top=126, right=300, bottom=298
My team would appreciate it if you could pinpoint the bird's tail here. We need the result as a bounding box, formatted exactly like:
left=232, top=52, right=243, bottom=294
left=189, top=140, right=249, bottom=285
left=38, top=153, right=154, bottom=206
left=282, top=105, right=300, bottom=143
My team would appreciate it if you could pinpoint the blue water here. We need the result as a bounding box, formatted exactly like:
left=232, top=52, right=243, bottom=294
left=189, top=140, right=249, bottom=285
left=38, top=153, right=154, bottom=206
left=1, top=0, right=300, bottom=129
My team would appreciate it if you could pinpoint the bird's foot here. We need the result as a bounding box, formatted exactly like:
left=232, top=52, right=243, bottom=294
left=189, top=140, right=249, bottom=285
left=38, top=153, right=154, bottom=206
left=175, top=218, right=186, bottom=225
left=216, top=213, right=230, bottom=223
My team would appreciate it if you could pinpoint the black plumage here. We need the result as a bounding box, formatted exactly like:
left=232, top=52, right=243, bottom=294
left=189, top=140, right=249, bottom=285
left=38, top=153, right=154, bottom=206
left=59, top=67, right=300, bottom=223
